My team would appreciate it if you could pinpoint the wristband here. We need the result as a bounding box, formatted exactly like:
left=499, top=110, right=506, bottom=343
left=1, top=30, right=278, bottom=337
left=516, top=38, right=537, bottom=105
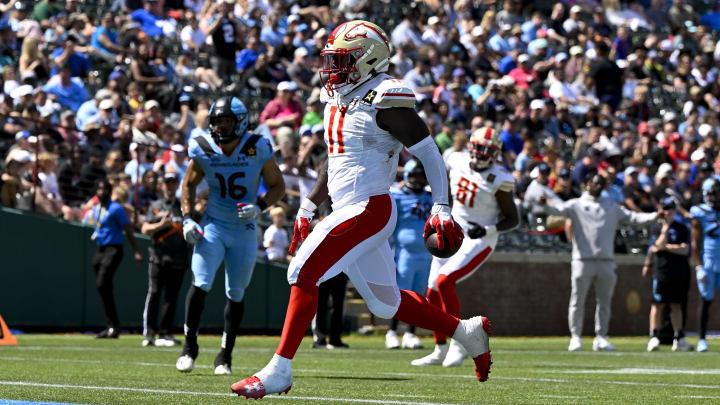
left=256, top=198, right=268, bottom=211
left=300, top=198, right=317, bottom=213
left=183, top=213, right=193, bottom=221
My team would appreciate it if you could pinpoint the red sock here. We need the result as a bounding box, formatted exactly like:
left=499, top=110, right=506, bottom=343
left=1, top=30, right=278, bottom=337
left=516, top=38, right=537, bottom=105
left=276, top=284, right=318, bottom=359
left=436, top=275, right=460, bottom=317
left=395, top=290, right=459, bottom=338
left=426, top=288, right=447, bottom=344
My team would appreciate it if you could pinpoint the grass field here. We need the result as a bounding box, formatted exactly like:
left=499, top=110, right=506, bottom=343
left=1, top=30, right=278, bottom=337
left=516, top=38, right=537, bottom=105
left=1, top=334, right=720, bottom=404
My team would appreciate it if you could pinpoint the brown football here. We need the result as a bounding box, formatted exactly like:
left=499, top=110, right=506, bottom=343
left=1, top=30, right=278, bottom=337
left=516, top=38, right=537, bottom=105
left=424, top=227, right=461, bottom=258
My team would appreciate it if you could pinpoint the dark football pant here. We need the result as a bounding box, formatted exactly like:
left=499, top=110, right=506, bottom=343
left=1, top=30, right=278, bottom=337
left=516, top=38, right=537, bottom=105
left=92, top=245, right=124, bottom=329
left=143, top=262, right=186, bottom=337
left=314, top=273, right=348, bottom=344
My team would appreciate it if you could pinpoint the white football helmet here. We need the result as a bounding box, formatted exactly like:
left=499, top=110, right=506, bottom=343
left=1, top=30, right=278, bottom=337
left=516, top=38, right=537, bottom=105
left=468, top=126, right=503, bottom=171
left=319, top=20, right=391, bottom=96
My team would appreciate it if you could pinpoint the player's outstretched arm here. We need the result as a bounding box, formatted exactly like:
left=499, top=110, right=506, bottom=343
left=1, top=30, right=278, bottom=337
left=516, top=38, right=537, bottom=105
left=259, top=158, right=286, bottom=208
left=181, top=159, right=205, bottom=216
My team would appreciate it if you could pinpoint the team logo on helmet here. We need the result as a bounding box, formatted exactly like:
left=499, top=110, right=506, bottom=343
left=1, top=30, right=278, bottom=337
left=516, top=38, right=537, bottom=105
left=468, top=126, right=503, bottom=171
left=320, top=20, right=391, bottom=97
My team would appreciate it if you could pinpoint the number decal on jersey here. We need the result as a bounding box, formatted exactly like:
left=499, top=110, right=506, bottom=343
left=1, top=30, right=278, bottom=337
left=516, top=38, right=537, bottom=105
left=456, top=177, right=479, bottom=208
left=222, top=22, right=234, bottom=43
left=327, top=105, right=346, bottom=154
left=215, top=172, right=247, bottom=200
left=709, top=218, right=720, bottom=238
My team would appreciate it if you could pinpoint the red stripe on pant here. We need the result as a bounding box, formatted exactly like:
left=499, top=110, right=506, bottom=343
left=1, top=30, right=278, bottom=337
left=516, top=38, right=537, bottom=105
left=276, top=195, right=392, bottom=359
left=433, top=246, right=492, bottom=343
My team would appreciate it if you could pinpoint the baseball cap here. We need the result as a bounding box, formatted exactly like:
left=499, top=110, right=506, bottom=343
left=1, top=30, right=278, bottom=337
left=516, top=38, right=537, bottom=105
left=10, top=84, right=33, bottom=99
left=108, top=71, right=124, bottom=81
left=656, top=162, right=674, bottom=179
left=145, top=100, right=160, bottom=110
left=15, top=130, right=31, bottom=140
left=277, top=81, right=298, bottom=92
left=294, top=47, right=309, bottom=58
left=311, top=123, right=324, bottom=134
left=299, top=124, right=312, bottom=136
left=624, top=166, right=638, bottom=176
left=518, top=54, right=530, bottom=63
left=98, top=99, right=114, bottom=110
left=660, top=39, right=674, bottom=52
left=570, top=45, right=584, bottom=56
left=691, top=149, right=706, bottom=161
left=452, top=67, right=466, bottom=77
left=500, top=23, right=512, bottom=31
left=83, top=122, right=101, bottom=132
left=471, top=26, right=484, bottom=37
left=163, top=172, right=179, bottom=182
left=559, top=168, right=571, bottom=178
left=570, top=5, right=582, bottom=13
left=554, top=52, right=568, bottom=63
left=530, top=99, right=545, bottom=110
left=662, top=197, right=676, bottom=210
left=179, top=93, right=191, bottom=103
left=428, top=16, right=440, bottom=25
left=699, top=123, right=713, bottom=137
left=538, top=162, right=551, bottom=174
left=170, top=144, right=185, bottom=153
left=664, top=111, right=678, bottom=123
left=95, top=89, right=113, bottom=101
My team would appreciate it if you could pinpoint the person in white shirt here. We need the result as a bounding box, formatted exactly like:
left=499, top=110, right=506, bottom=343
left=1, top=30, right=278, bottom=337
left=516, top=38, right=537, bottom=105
left=180, top=14, right=206, bottom=53
left=264, top=206, right=290, bottom=262
left=422, top=16, right=445, bottom=46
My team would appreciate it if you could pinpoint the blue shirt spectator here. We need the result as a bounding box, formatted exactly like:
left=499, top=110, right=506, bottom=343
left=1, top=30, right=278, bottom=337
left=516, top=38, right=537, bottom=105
left=43, top=71, right=89, bottom=111
left=489, top=31, right=512, bottom=53
left=500, top=129, right=523, bottom=155
left=236, top=48, right=259, bottom=71
left=91, top=24, right=119, bottom=55
left=131, top=8, right=162, bottom=38
left=51, top=48, right=91, bottom=78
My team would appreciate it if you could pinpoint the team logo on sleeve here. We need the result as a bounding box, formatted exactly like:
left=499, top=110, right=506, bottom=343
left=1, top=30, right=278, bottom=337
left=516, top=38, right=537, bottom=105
left=361, top=90, right=377, bottom=105
left=487, top=173, right=496, bottom=183
left=247, top=147, right=256, bottom=156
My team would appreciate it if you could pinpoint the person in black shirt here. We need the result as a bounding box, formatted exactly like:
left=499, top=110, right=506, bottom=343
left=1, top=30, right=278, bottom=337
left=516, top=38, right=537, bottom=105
left=643, top=198, right=692, bottom=351
left=206, top=0, right=241, bottom=81
left=589, top=41, right=623, bottom=111
left=140, top=173, right=189, bottom=347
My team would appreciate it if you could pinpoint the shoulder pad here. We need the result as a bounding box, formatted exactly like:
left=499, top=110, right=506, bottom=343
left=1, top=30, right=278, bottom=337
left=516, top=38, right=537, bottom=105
left=188, top=134, right=215, bottom=159
left=373, top=78, right=416, bottom=109
left=491, top=165, right=515, bottom=192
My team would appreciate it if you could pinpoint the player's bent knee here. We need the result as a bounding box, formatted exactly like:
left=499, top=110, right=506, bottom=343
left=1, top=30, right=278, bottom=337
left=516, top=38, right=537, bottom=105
left=366, top=300, right=400, bottom=319
left=226, top=288, right=245, bottom=302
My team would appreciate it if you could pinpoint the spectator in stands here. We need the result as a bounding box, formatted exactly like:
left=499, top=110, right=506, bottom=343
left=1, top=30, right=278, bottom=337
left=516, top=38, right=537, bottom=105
left=141, top=172, right=188, bottom=347
left=263, top=206, right=289, bottom=263
left=42, top=65, right=88, bottom=111
left=206, top=0, right=241, bottom=81
left=51, top=35, right=90, bottom=78
left=88, top=178, right=143, bottom=339
left=260, top=81, right=304, bottom=133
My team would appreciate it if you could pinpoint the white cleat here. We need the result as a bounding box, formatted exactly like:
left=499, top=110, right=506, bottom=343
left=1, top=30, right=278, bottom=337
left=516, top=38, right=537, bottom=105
left=672, top=338, right=693, bottom=352
left=141, top=337, right=154, bottom=347
left=453, top=316, right=492, bottom=381
left=214, top=364, right=232, bottom=375
left=647, top=337, right=660, bottom=352
left=697, top=339, right=708, bottom=352
left=568, top=336, right=582, bottom=352
left=442, top=339, right=468, bottom=367
left=411, top=343, right=448, bottom=366
left=176, top=355, right=195, bottom=372
left=385, top=330, right=400, bottom=349
left=231, top=354, right=292, bottom=399
left=401, top=332, right=423, bottom=349
left=592, top=336, right=616, bottom=351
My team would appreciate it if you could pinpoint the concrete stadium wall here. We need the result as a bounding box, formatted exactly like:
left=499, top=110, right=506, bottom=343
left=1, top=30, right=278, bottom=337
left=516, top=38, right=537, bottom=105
left=459, top=253, right=720, bottom=336
left=0, top=207, right=290, bottom=332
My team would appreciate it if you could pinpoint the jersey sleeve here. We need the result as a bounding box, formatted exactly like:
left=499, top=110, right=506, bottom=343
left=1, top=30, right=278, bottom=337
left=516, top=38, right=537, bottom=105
left=495, top=167, right=516, bottom=193
left=256, top=136, right=274, bottom=166
left=374, top=79, right=416, bottom=109
left=690, top=205, right=704, bottom=221
left=187, top=135, right=202, bottom=160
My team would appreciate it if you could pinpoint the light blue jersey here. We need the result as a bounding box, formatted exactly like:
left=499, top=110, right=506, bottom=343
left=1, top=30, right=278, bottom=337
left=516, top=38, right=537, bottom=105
left=691, top=203, right=720, bottom=272
left=187, top=131, right=273, bottom=301
left=391, top=186, right=433, bottom=294
left=188, top=131, right=273, bottom=227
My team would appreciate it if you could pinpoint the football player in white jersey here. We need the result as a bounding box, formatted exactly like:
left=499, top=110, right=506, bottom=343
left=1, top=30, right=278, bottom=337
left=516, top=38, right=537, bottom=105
left=232, top=20, right=492, bottom=399
left=413, top=127, right=519, bottom=368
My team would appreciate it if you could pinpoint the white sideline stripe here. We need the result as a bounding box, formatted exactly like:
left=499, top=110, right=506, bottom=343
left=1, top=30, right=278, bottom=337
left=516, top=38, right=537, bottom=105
left=675, top=396, right=720, bottom=399
left=537, top=395, right=584, bottom=399
left=552, top=368, right=720, bottom=375
left=4, top=356, right=720, bottom=391
left=0, top=381, right=452, bottom=405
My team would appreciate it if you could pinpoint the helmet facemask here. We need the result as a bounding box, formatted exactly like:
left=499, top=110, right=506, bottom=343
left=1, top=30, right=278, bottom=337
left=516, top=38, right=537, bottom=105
left=320, top=48, right=362, bottom=96
left=468, top=141, right=499, bottom=171
left=209, top=116, right=239, bottom=145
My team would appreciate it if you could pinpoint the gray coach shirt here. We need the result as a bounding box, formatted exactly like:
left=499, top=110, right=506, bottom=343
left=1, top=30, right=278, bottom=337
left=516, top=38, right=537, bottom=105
left=544, top=192, right=658, bottom=261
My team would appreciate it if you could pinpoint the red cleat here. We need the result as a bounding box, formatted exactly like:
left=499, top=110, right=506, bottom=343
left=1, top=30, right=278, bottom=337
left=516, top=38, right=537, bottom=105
left=231, top=376, right=292, bottom=399
left=473, top=317, right=492, bottom=382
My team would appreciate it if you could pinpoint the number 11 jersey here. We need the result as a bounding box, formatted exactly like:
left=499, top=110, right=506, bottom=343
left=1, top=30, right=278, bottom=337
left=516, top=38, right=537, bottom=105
left=447, top=151, right=515, bottom=231
left=188, top=131, right=273, bottom=226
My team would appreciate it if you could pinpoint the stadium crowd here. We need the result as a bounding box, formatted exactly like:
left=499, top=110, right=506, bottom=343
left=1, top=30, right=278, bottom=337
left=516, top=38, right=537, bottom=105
left=2, top=0, right=720, bottom=258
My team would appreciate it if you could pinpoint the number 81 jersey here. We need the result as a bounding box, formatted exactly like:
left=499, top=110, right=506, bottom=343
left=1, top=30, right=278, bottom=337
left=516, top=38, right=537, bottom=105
left=447, top=151, right=515, bottom=232
left=188, top=131, right=273, bottom=226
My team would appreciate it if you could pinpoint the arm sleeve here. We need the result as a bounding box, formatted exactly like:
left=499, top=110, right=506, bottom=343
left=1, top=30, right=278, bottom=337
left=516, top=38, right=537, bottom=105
left=544, top=199, right=571, bottom=217
left=618, top=205, right=658, bottom=225
left=408, top=136, right=448, bottom=205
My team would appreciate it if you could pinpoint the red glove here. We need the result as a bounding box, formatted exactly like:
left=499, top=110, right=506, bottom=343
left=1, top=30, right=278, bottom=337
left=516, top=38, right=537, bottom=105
left=423, top=204, right=464, bottom=251
left=288, top=199, right=316, bottom=255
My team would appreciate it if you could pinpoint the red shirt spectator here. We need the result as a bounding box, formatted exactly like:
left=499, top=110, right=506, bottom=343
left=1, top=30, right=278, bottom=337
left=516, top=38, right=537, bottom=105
left=508, top=54, right=539, bottom=90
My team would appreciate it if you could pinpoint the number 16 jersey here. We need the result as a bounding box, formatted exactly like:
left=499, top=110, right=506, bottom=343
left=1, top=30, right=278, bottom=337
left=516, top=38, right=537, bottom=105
left=188, top=131, right=273, bottom=226
left=690, top=203, right=720, bottom=272
left=447, top=151, right=515, bottom=232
